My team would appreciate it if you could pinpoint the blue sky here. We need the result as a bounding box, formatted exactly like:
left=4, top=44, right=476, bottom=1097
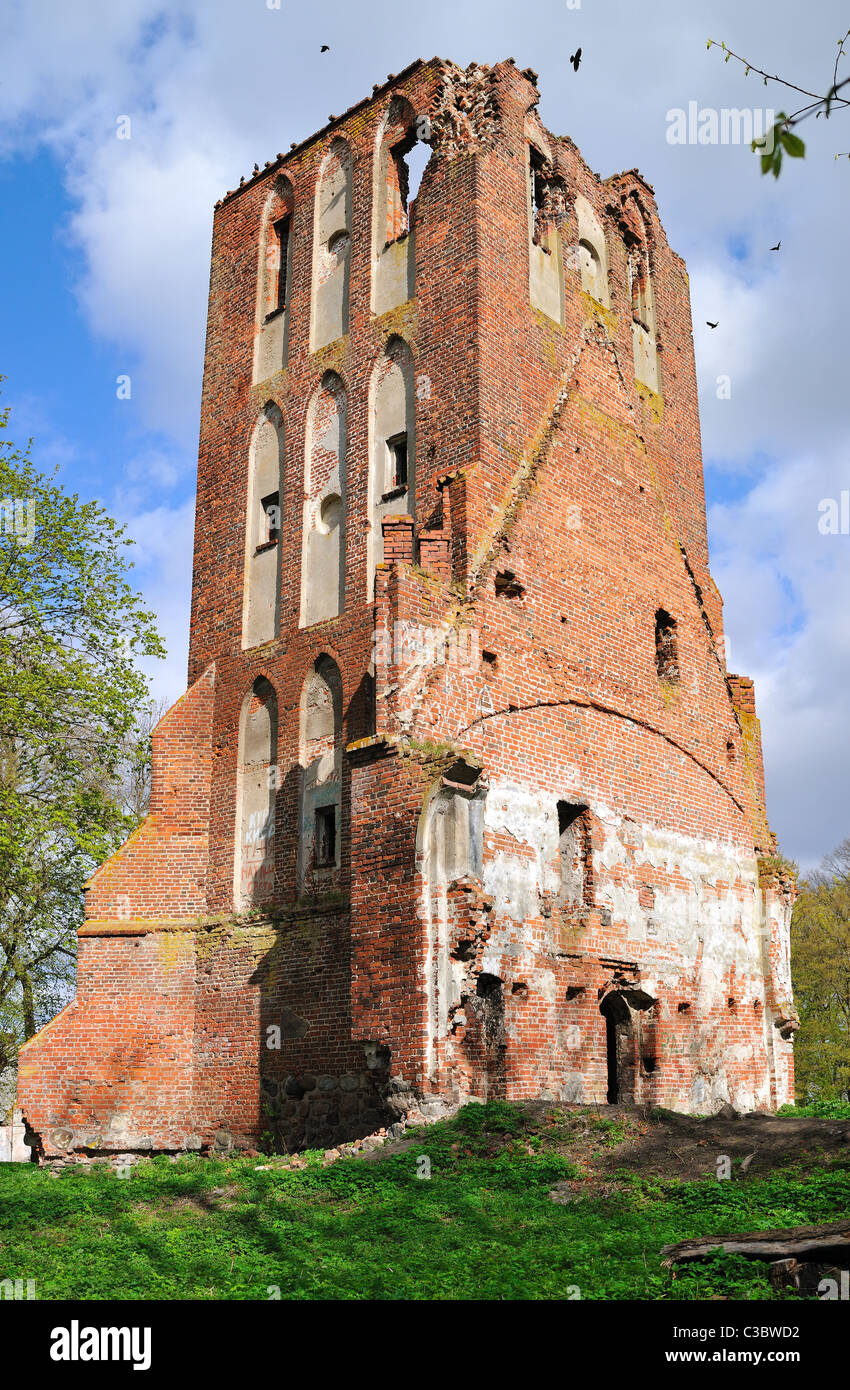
left=1, top=0, right=849, bottom=870
left=0, top=149, right=166, bottom=488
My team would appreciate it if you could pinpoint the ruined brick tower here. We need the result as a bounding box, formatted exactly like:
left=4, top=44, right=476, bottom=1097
left=19, top=59, right=797, bottom=1157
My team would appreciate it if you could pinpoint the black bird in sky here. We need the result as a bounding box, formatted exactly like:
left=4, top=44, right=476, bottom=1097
left=320, top=44, right=330, bottom=53
left=706, top=320, right=719, bottom=329
left=770, top=240, right=781, bottom=251
left=570, top=48, right=582, bottom=72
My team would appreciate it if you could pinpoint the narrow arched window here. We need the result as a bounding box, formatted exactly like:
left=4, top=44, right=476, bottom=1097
left=621, top=192, right=660, bottom=393
left=298, top=656, right=343, bottom=891
left=386, top=136, right=412, bottom=243
left=529, top=146, right=550, bottom=249
left=301, top=372, right=346, bottom=626
left=525, top=123, right=564, bottom=325
left=629, top=245, right=650, bottom=330
left=311, top=139, right=351, bottom=351
left=234, top=677, right=278, bottom=908
left=372, top=97, right=429, bottom=314
left=367, top=337, right=415, bottom=594
left=243, top=404, right=283, bottom=649
left=254, top=176, right=293, bottom=383
left=267, top=215, right=291, bottom=316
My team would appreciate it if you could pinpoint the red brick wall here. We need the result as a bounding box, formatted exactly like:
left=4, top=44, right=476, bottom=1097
left=17, top=58, right=792, bottom=1153
left=18, top=930, right=196, bottom=1155
left=83, top=664, right=216, bottom=921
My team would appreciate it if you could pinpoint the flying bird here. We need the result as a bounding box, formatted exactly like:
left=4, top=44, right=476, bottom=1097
left=320, top=44, right=330, bottom=53
left=570, top=48, right=582, bottom=72
left=706, top=320, right=719, bottom=329
left=770, top=240, right=781, bottom=251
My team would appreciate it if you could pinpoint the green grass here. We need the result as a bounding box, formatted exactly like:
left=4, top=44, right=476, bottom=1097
left=777, top=1100, right=850, bottom=1120
left=1, top=1102, right=848, bottom=1301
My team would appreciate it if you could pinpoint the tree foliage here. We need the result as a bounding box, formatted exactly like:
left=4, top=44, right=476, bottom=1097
left=791, top=837, right=850, bottom=1102
left=0, top=387, right=164, bottom=1065
left=707, top=31, right=850, bottom=176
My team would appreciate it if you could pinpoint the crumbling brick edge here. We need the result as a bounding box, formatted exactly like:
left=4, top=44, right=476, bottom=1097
left=23, top=1081, right=465, bottom=1173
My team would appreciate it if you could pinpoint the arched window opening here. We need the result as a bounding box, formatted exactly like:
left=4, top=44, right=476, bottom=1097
left=299, top=656, right=343, bottom=892
left=525, top=127, right=564, bottom=325
left=234, top=677, right=278, bottom=909
left=387, top=133, right=413, bottom=243
left=267, top=214, right=291, bottom=317
left=260, top=491, right=280, bottom=545
left=629, top=245, right=650, bottom=331
left=529, top=146, right=551, bottom=250
left=243, top=404, right=283, bottom=649
left=386, top=431, right=408, bottom=493
left=619, top=191, right=659, bottom=393
left=254, top=176, right=294, bottom=383
left=579, top=239, right=598, bottom=277
left=367, top=337, right=415, bottom=594
left=373, top=98, right=428, bottom=313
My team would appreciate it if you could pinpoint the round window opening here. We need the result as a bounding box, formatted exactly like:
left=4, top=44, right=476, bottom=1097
left=327, top=229, right=350, bottom=260
left=578, top=239, right=599, bottom=278
left=319, top=493, right=342, bottom=534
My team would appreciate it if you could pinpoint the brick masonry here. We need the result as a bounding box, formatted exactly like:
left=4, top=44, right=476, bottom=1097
left=17, top=57, right=797, bottom=1158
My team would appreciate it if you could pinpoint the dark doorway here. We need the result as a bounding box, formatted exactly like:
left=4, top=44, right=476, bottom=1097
left=473, top=973, right=507, bottom=1099
left=600, top=992, right=634, bottom=1104
left=604, top=1006, right=619, bottom=1103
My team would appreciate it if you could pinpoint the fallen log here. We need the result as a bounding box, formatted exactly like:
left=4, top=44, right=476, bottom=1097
left=660, top=1219, right=850, bottom=1267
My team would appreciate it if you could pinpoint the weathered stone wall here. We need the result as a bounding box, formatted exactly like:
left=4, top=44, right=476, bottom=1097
left=19, top=911, right=392, bottom=1158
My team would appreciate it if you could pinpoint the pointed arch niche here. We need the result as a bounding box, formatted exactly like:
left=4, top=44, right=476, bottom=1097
left=574, top=194, right=610, bottom=307
left=310, top=139, right=352, bottom=352
left=301, top=372, right=347, bottom=626
left=298, top=655, right=343, bottom=893
left=253, top=175, right=294, bottom=383
left=372, top=96, right=428, bottom=315
left=242, top=403, right=284, bottom=649
left=234, top=677, right=278, bottom=909
left=367, top=336, right=415, bottom=595
left=621, top=192, right=660, bottom=394
left=419, top=774, right=487, bottom=1083
left=525, top=119, right=565, bottom=326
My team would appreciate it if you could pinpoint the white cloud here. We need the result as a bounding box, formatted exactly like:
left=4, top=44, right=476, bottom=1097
left=710, top=442, right=850, bottom=869
left=117, top=496, right=195, bottom=706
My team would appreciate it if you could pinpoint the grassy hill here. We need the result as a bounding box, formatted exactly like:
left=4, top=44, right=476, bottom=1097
left=2, top=1101, right=849, bottom=1300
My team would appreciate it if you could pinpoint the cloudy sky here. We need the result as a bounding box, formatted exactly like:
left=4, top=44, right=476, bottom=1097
left=1, top=0, right=848, bottom=871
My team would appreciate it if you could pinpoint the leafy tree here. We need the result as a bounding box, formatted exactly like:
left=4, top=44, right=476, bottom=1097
left=0, top=386, right=164, bottom=1063
left=707, top=30, right=850, bottom=176
left=790, top=837, right=850, bottom=1102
